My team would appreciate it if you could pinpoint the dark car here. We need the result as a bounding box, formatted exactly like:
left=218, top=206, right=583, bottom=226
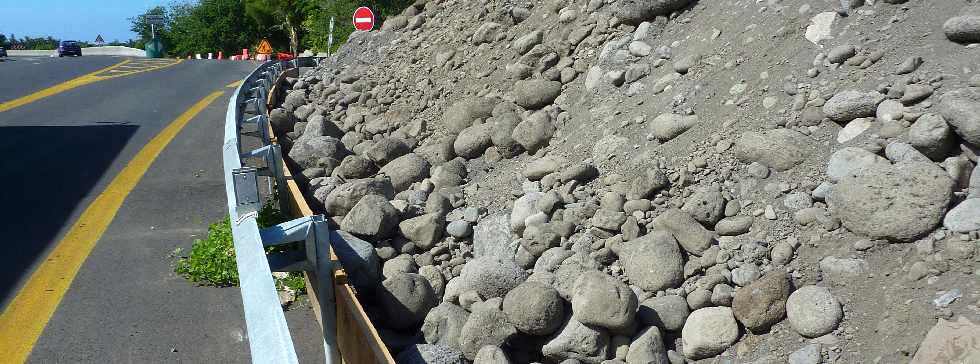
left=0, top=46, right=7, bottom=59
left=57, top=40, right=81, bottom=57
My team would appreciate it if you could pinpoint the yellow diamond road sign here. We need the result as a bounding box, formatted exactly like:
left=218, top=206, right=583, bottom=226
left=257, top=39, right=273, bottom=54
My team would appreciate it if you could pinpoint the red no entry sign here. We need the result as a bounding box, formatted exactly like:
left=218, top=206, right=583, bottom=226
left=353, top=7, right=375, bottom=31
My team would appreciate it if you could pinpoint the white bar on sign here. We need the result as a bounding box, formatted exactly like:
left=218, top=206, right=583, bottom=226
left=355, top=17, right=371, bottom=22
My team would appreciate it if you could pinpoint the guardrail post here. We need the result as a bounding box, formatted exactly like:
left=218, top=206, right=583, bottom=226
left=257, top=215, right=339, bottom=364
left=312, top=215, right=340, bottom=364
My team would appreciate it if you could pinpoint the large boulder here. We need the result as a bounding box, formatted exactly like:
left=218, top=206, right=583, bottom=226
left=302, top=114, right=344, bottom=139
left=614, top=0, right=696, bottom=25
left=681, top=185, right=725, bottom=227
left=380, top=273, right=438, bottom=330
left=473, top=214, right=516, bottom=261
left=444, top=98, right=496, bottom=134
left=490, top=112, right=525, bottom=157
left=459, top=301, right=517, bottom=360
left=826, top=147, right=891, bottom=183
left=331, top=230, right=381, bottom=292
left=324, top=178, right=395, bottom=217
left=541, top=317, right=610, bottom=363
left=638, top=295, right=689, bottom=331
left=651, top=209, right=714, bottom=255
left=379, top=153, right=431, bottom=192
left=431, top=159, right=467, bottom=189
left=399, top=213, right=446, bottom=250
left=474, top=346, right=511, bottom=364
left=625, top=327, right=669, bottom=364
left=628, top=168, right=669, bottom=200
left=417, top=135, right=457, bottom=165
left=422, top=302, right=470, bottom=350
left=340, top=194, right=400, bottom=239
left=458, top=257, right=528, bottom=299
left=829, top=161, right=953, bottom=242
left=510, top=192, right=544, bottom=234
left=618, top=231, right=684, bottom=292
left=454, top=124, right=493, bottom=159
left=288, top=136, right=347, bottom=169
left=732, top=270, right=792, bottom=333
left=734, top=129, right=810, bottom=171
left=336, top=155, right=378, bottom=179
left=364, top=137, right=411, bottom=166
left=943, top=12, right=980, bottom=44
left=938, top=88, right=980, bottom=146
left=513, top=79, right=562, bottom=109
left=396, top=344, right=467, bottom=364
left=649, top=113, right=699, bottom=141
left=571, top=271, right=638, bottom=331
left=944, top=198, right=980, bottom=233
left=512, top=111, right=556, bottom=153
left=823, top=90, right=885, bottom=123
left=786, top=286, right=842, bottom=338
left=503, top=281, right=566, bottom=335
left=908, top=114, right=955, bottom=161
left=681, top=307, right=740, bottom=360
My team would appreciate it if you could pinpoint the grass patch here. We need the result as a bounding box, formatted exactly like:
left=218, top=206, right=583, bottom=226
left=174, top=200, right=306, bottom=293
left=174, top=218, right=238, bottom=286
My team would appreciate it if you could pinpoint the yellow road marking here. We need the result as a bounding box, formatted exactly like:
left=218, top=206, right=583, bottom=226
left=225, top=80, right=243, bottom=88
left=0, top=59, right=183, bottom=113
left=0, top=89, right=226, bottom=363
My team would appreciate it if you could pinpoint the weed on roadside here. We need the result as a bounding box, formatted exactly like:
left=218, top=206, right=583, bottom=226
left=173, top=200, right=306, bottom=293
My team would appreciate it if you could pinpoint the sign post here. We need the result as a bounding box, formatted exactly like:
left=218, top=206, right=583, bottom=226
left=146, top=14, right=164, bottom=39
left=352, top=7, right=375, bottom=31
left=327, top=16, right=335, bottom=54
left=145, top=14, right=166, bottom=58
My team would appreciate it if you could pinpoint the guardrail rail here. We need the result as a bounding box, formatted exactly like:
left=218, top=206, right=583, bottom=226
left=222, top=58, right=393, bottom=364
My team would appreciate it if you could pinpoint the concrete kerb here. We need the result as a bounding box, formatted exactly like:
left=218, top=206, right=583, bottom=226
left=8, top=46, right=146, bottom=57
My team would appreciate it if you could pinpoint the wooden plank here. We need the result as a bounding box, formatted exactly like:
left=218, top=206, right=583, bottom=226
left=266, top=69, right=395, bottom=364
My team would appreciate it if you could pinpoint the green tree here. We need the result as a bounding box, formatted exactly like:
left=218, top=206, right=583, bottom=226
left=129, top=5, right=172, bottom=51
left=168, top=0, right=259, bottom=57
left=245, top=0, right=315, bottom=55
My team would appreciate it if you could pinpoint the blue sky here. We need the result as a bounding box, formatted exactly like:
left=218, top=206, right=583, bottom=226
left=0, top=0, right=173, bottom=42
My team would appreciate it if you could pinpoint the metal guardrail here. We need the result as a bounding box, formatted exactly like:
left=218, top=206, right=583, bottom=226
left=222, top=58, right=338, bottom=363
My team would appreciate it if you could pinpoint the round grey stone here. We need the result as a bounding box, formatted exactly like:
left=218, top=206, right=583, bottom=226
left=381, top=273, right=438, bottom=330
left=829, top=162, right=953, bottom=242
left=503, top=281, right=566, bottom=335
left=786, top=286, right=842, bottom=338
left=681, top=307, right=739, bottom=360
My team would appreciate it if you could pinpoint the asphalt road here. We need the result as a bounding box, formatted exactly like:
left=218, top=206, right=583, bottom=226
left=0, top=56, right=324, bottom=362
left=0, top=55, right=122, bottom=102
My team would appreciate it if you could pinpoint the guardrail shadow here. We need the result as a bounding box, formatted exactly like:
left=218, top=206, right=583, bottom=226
left=0, top=123, right=137, bottom=307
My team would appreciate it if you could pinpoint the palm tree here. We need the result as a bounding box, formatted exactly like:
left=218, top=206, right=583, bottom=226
left=245, top=0, right=314, bottom=55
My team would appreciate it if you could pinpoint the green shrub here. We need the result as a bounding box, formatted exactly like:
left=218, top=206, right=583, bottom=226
left=174, top=218, right=238, bottom=286
left=174, top=201, right=304, bottom=292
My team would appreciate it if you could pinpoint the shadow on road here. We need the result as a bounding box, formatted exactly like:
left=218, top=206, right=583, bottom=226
left=0, top=124, right=137, bottom=307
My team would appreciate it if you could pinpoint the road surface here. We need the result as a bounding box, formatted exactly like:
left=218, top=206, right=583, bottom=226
left=0, top=55, right=324, bottom=363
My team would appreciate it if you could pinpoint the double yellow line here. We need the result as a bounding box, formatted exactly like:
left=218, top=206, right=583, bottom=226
left=0, top=58, right=183, bottom=113
left=0, top=90, right=227, bottom=363
left=0, top=60, right=227, bottom=362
